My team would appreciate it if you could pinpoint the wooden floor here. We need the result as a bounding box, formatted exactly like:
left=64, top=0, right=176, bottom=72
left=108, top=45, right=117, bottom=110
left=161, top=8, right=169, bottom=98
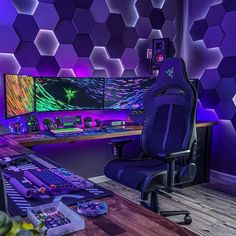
left=100, top=177, right=236, bottom=236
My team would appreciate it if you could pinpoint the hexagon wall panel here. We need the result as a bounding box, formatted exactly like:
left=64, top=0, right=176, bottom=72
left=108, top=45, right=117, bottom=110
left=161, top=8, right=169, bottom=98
left=54, top=20, right=77, bottom=44
left=34, top=2, right=59, bottom=30
left=203, top=26, right=224, bottom=48
left=34, top=30, right=59, bottom=56
left=73, top=9, right=94, bottom=34
left=190, top=19, right=208, bottom=41
left=13, top=0, right=38, bottom=15
left=90, top=23, right=110, bottom=46
left=13, top=15, right=39, bottom=41
left=55, top=44, right=77, bottom=68
left=0, top=26, right=19, bottom=53
left=15, top=42, right=41, bottom=67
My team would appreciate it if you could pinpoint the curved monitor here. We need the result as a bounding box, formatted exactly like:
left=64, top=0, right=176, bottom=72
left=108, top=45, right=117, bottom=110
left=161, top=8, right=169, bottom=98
left=104, top=77, right=157, bottom=110
left=35, top=77, right=104, bottom=112
left=4, top=74, right=34, bottom=118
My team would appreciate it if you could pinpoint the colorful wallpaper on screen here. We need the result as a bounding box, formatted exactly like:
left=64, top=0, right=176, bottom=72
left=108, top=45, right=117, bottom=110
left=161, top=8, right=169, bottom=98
left=5, top=74, right=34, bottom=118
left=104, top=77, right=157, bottom=109
left=35, top=77, right=104, bottom=111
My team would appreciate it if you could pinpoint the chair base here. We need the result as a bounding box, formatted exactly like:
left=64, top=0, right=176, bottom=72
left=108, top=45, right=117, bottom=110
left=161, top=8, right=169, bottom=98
left=140, top=191, right=192, bottom=225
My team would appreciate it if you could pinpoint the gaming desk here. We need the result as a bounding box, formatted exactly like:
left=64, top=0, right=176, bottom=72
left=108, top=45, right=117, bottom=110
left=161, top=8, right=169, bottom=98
left=6, top=121, right=215, bottom=148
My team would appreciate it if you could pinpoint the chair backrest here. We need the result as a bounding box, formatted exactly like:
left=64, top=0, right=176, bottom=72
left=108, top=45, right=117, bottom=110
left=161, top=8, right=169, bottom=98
left=142, top=57, right=197, bottom=157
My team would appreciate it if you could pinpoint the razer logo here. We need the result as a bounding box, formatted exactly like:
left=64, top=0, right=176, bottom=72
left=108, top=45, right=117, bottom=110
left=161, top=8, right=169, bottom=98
left=166, top=67, right=174, bottom=78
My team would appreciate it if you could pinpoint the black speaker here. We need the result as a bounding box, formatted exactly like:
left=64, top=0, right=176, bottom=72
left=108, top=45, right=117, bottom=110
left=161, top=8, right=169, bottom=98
left=151, top=38, right=170, bottom=71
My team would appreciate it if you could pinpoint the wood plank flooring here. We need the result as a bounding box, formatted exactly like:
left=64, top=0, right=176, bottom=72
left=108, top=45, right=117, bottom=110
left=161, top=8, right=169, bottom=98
left=100, top=177, right=236, bottom=236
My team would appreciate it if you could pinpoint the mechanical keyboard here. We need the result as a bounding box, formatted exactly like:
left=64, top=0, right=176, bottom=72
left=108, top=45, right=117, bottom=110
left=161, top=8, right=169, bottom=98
left=24, top=168, right=78, bottom=196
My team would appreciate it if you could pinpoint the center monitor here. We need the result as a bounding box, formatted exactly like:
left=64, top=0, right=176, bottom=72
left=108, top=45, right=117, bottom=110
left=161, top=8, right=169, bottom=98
left=35, top=77, right=104, bottom=112
left=104, top=77, right=157, bottom=110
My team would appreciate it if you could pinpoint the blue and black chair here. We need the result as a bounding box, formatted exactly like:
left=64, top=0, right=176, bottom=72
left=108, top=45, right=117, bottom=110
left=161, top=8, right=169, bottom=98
left=104, top=57, right=198, bottom=224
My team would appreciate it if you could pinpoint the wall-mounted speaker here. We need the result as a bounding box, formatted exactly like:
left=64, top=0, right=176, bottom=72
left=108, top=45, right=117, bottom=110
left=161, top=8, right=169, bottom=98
left=151, top=38, right=170, bottom=72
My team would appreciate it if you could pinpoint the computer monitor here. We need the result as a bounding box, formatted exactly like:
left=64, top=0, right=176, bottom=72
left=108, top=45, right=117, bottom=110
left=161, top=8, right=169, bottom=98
left=4, top=74, right=35, bottom=118
left=35, top=77, right=104, bottom=112
left=104, top=77, right=157, bottom=110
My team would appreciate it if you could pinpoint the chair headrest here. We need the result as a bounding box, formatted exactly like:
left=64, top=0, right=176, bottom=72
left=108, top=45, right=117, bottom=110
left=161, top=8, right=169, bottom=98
left=157, top=57, right=190, bottom=87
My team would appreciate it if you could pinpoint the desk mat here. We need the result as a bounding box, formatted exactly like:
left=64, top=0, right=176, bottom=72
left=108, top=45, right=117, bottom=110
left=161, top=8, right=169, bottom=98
left=1, top=153, right=113, bottom=217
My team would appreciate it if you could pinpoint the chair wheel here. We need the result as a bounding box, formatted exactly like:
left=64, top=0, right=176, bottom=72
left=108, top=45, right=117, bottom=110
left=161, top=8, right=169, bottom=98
left=184, top=215, right=192, bottom=225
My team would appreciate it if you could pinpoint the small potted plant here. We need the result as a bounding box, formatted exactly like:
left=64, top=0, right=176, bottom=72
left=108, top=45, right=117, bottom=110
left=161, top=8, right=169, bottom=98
left=0, top=211, right=45, bottom=236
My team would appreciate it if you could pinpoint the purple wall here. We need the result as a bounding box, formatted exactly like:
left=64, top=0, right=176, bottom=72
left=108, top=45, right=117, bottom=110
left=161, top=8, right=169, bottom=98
left=188, top=0, right=236, bottom=176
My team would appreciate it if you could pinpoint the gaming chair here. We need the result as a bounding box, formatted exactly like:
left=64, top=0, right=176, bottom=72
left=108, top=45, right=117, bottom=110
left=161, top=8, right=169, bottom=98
left=104, top=57, right=198, bottom=224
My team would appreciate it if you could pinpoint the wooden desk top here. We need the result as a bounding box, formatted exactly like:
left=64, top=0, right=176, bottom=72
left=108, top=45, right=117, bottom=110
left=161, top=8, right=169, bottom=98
left=69, top=194, right=197, bottom=236
left=6, top=121, right=216, bottom=148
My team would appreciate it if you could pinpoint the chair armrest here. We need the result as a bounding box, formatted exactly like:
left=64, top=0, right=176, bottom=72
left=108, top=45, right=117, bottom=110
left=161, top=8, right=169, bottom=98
left=109, top=138, right=134, bottom=158
left=155, top=150, right=191, bottom=161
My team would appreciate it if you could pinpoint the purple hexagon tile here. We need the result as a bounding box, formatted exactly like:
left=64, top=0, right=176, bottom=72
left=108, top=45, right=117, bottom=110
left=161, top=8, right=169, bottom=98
left=73, top=57, right=94, bottom=77
left=36, top=56, right=60, bottom=76
left=106, top=0, right=138, bottom=27
left=73, top=34, right=94, bottom=57
left=233, top=94, right=236, bottom=106
left=220, top=35, right=236, bottom=57
left=13, top=15, right=39, bottom=41
left=55, top=44, right=77, bottom=68
left=34, top=2, right=59, bottom=30
left=57, top=68, right=76, bottom=77
left=216, top=77, right=236, bottom=99
left=73, top=9, right=94, bottom=34
left=231, top=113, right=236, bottom=131
left=13, top=0, right=38, bottom=15
left=90, top=23, right=110, bottom=46
left=15, top=42, right=41, bottom=67
left=135, top=0, right=153, bottom=17
left=122, top=27, right=139, bottom=48
left=162, top=0, right=178, bottom=20
left=0, top=26, right=20, bottom=53
left=217, top=56, right=236, bottom=77
left=200, top=69, right=221, bottom=90
left=149, top=8, right=165, bottom=29
left=106, top=37, right=126, bottom=58
left=54, top=0, right=77, bottom=20
left=106, top=14, right=126, bottom=38
left=190, top=19, right=208, bottom=41
left=54, top=20, right=77, bottom=44
left=90, top=47, right=124, bottom=77
left=215, top=100, right=235, bottom=120
left=121, top=48, right=139, bottom=70
left=203, top=26, right=224, bottom=49
left=92, top=69, right=108, bottom=77
left=19, top=67, right=39, bottom=76
left=222, top=0, right=236, bottom=12
left=75, top=0, right=93, bottom=9
left=0, top=1, right=17, bottom=25
left=199, top=89, right=220, bottom=109
left=90, top=0, right=109, bottom=23
left=122, top=70, right=137, bottom=77
left=206, top=4, right=226, bottom=26
left=135, top=17, right=152, bottom=39
left=161, top=20, right=176, bottom=40
left=34, top=30, right=59, bottom=56
left=0, top=53, right=20, bottom=74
